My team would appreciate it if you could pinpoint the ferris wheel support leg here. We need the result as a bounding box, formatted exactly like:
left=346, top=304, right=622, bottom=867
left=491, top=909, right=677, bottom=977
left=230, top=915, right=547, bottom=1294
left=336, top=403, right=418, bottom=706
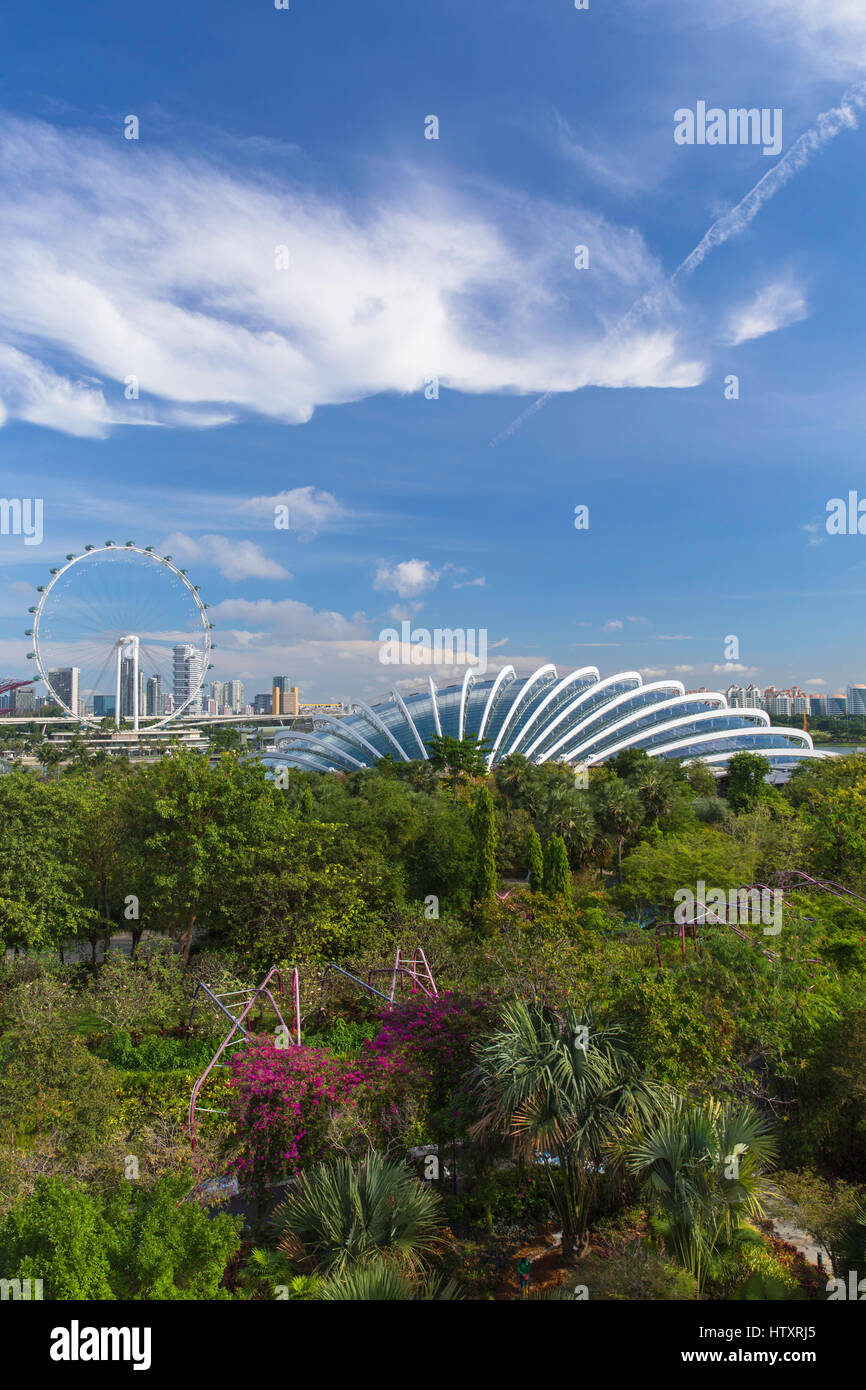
left=132, top=636, right=140, bottom=733
left=114, top=642, right=122, bottom=730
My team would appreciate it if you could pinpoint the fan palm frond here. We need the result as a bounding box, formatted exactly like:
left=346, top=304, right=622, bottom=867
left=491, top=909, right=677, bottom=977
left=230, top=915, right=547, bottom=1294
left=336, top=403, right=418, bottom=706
left=273, top=1152, right=446, bottom=1277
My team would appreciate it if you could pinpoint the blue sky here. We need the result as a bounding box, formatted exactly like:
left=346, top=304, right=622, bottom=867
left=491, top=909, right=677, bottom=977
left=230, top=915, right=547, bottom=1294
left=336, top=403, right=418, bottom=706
left=1, top=0, right=866, bottom=704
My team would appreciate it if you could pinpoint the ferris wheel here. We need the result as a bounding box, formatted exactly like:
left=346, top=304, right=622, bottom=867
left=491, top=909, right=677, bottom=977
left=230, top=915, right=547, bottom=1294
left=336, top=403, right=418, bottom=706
left=25, top=543, right=214, bottom=729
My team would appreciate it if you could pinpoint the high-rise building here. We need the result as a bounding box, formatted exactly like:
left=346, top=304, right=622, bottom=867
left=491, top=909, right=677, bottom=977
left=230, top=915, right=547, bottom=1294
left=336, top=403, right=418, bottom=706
left=272, top=676, right=289, bottom=716
left=173, top=645, right=205, bottom=715
left=253, top=693, right=273, bottom=714
left=808, top=695, right=827, bottom=716
left=93, top=694, right=116, bottom=718
left=765, top=692, right=793, bottom=717
left=847, top=684, right=866, bottom=716
left=11, top=686, right=36, bottom=713
left=271, top=677, right=299, bottom=716
left=120, top=658, right=146, bottom=720
left=146, top=675, right=163, bottom=717
left=212, top=679, right=245, bottom=714
left=828, top=694, right=846, bottom=716
left=47, top=667, right=80, bottom=714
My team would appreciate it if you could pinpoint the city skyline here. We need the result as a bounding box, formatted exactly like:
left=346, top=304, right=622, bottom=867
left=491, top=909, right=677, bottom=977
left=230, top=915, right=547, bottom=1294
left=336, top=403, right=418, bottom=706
left=6, top=660, right=866, bottom=726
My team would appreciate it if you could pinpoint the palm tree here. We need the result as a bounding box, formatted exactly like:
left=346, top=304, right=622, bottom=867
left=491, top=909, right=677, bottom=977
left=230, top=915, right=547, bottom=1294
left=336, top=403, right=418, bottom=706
left=273, top=1153, right=447, bottom=1276
left=633, top=763, right=680, bottom=826
left=827, top=1194, right=866, bottom=1279
left=471, top=1000, right=661, bottom=1261
left=626, top=1095, right=778, bottom=1290
left=592, top=776, right=644, bottom=876
left=238, top=1247, right=321, bottom=1300
left=317, top=1261, right=462, bottom=1300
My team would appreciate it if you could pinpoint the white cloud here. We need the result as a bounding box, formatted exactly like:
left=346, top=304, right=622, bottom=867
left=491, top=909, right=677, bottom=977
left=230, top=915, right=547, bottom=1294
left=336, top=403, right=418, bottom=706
left=726, top=280, right=809, bottom=346
left=602, top=619, right=624, bottom=632
left=712, top=662, right=757, bottom=673
left=734, top=0, right=866, bottom=76
left=640, top=664, right=694, bottom=678
left=0, top=344, right=119, bottom=438
left=804, top=677, right=827, bottom=686
left=239, top=486, right=347, bottom=534
left=386, top=603, right=424, bottom=621
left=373, top=559, right=440, bottom=599
left=0, top=113, right=706, bottom=437
left=452, top=576, right=487, bottom=589
left=209, top=596, right=366, bottom=642
left=161, top=532, right=290, bottom=581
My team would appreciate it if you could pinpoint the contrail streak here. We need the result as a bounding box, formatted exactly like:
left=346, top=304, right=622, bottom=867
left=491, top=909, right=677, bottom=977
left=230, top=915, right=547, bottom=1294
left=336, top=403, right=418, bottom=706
left=490, top=81, right=866, bottom=447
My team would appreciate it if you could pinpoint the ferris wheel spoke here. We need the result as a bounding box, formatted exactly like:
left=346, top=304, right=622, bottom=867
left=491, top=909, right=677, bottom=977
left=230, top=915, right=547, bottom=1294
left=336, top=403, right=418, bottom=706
left=88, top=647, right=117, bottom=700
left=33, top=545, right=210, bottom=728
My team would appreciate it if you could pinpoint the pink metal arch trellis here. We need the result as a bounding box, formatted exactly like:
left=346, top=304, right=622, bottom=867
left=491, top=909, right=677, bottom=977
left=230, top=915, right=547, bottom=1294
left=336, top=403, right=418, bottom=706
left=188, top=966, right=300, bottom=1152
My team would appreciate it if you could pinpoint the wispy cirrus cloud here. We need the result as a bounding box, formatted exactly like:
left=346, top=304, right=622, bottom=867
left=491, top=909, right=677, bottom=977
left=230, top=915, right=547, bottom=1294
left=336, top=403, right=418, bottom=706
left=733, top=0, right=866, bottom=76
left=725, top=279, right=809, bottom=345
left=0, top=111, right=705, bottom=438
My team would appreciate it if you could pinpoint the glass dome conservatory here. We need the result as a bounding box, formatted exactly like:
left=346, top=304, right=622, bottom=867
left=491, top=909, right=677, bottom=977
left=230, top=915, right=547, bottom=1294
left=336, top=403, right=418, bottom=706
left=252, top=665, right=827, bottom=777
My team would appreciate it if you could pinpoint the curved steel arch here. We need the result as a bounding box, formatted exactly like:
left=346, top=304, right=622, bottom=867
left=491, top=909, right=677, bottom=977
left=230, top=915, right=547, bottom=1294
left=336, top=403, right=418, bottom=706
left=389, top=687, right=429, bottom=758
left=580, top=706, right=771, bottom=765
left=634, top=721, right=813, bottom=763
left=506, top=665, right=600, bottom=756
left=277, top=713, right=381, bottom=766
left=560, top=689, right=728, bottom=763
left=458, top=668, right=476, bottom=742
left=487, top=663, right=557, bottom=766
left=531, top=671, right=646, bottom=762
left=427, top=675, right=443, bottom=738
left=269, top=732, right=365, bottom=771
left=692, top=746, right=829, bottom=765
left=255, top=747, right=337, bottom=774
left=477, top=664, right=515, bottom=742
left=348, top=699, right=412, bottom=761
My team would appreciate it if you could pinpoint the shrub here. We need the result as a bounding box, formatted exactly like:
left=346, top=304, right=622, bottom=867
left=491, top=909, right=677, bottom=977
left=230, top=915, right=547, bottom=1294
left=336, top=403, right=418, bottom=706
left=96, top=1029, right=215, bottom=1073
left=227, top=1042, right=412, bottom=1193
left=274, top=1152, right=447, bottom=1275
left=0, top=1176, right=114, bottom=1299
